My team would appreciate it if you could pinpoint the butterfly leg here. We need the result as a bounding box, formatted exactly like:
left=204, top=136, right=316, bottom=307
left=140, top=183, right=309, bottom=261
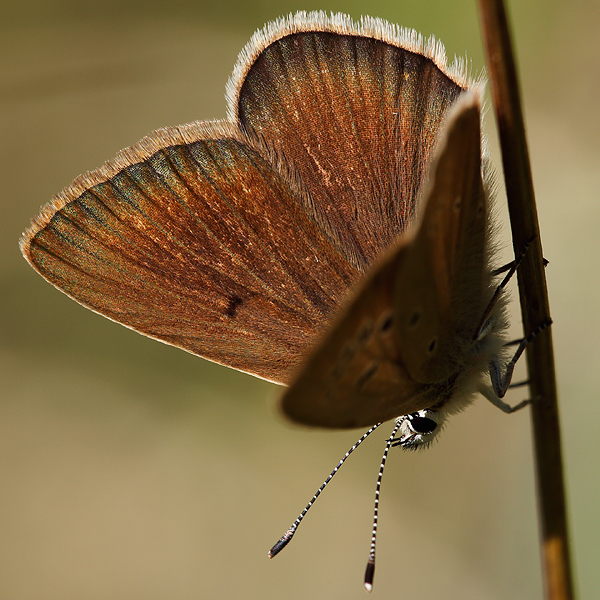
left=480, top=384, right=531, bottom=413
left=508, top=379, right=529, bottom=389
left=502, top=340, right=532, bottom=388
left=491, top=256, right=548, bottom=276
left=483, top=319, right=552, bottom=412
left=474, top=236, right=536, bottom=342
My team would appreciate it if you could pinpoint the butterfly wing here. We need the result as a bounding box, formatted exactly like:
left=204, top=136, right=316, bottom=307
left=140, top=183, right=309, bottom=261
left=21, top=122, right=358, bottom=384
left=280, top=91, right=488, bottom=427
left=280, top=237, right=428, bottom=428
left=232, top=13, right=469, bottom=272
left=21, top=13, right=477, bottom=390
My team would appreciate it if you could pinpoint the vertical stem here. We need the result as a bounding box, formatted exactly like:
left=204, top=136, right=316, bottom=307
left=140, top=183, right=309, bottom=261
left=477, top=1, right=575, bottom=599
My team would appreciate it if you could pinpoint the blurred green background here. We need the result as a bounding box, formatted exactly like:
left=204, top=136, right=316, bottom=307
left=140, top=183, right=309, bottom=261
left=2, top=0, right=598, bottom=598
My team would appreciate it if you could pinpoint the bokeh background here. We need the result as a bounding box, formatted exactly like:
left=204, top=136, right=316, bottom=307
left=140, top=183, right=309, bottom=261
left=2, top=0, right=598, bottom=598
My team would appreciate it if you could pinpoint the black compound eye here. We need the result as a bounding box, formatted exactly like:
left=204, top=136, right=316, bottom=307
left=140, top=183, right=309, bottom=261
left=409, top=417, right=437, bottom=434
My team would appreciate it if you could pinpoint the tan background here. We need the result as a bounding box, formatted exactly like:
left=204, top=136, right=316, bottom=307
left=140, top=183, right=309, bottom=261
left=2, top=0, right=598, bottom=598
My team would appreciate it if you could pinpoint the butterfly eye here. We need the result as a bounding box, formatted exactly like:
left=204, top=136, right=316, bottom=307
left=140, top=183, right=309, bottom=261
left=409, top=416, right=437, bottom=434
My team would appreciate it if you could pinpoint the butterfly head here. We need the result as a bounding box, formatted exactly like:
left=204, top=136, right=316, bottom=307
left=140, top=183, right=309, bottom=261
left=394, top=409, right=442, bottom=450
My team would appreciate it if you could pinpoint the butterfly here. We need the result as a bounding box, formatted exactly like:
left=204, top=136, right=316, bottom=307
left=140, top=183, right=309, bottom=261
left=21, top=11, right=535, bottom=590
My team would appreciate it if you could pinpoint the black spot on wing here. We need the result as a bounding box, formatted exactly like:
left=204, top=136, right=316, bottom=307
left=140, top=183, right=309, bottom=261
left=224, top=295, right=243, bottom=318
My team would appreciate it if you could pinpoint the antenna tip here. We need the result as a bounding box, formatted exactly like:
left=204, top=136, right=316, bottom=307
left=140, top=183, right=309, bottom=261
left=364, top=560, right=375, bottom=592
left=268, top=529, right=295, bottom=558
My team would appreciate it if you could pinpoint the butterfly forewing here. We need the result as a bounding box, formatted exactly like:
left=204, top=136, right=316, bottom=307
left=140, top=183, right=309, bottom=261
left=280, top=237, right=430, bottom=428
left=22, top=122, right=358, bottom=383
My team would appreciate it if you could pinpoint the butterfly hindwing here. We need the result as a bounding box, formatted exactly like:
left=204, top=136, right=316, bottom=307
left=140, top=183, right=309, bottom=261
left=233, top=16, right=469, bottom=271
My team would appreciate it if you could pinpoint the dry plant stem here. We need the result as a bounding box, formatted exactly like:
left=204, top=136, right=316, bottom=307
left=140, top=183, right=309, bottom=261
left=478, top=1, right=575, bottom=599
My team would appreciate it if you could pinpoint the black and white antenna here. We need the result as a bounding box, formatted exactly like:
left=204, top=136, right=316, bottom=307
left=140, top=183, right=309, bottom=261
left=269, top=411, right=442, bottom=591
left=364, top=419, right=402, bottom=592
left=268, top=422, right=382, bottom=558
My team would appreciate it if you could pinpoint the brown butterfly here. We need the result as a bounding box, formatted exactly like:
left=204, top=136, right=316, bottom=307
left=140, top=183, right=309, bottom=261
left=21, top=12, right=534, bottom=590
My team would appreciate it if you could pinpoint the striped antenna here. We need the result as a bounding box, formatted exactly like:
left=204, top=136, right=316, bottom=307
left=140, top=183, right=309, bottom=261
left=268, top=422, right=382, bottom=558
left=364, top=419, right=403, bottom=592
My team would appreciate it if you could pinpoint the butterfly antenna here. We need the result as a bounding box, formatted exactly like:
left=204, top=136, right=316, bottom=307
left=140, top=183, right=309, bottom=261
left=268, top=423, right=382, bottom=558
left=364, top=419, right=403, bottom=593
